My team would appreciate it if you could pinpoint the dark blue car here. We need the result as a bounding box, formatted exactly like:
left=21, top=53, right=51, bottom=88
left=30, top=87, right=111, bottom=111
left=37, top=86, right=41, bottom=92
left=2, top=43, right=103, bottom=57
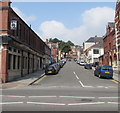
left=94, top=65, right=113, bottom=78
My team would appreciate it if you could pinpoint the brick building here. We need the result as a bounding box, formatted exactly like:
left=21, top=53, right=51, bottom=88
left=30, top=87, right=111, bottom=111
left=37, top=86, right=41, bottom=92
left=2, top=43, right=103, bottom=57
left=99, top=22, right=117, bottom=68
left=45, top=39, right=58, bottom=63
left=0, top=1, right=51, bottom=83
left=115, top=0, right=120, bottom=72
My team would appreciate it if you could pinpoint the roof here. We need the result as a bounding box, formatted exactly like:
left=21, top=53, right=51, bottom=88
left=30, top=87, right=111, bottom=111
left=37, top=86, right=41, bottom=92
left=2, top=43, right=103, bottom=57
left=84, top=40, right=103, bottom=54
left=86, top=36, right=103, bottom=43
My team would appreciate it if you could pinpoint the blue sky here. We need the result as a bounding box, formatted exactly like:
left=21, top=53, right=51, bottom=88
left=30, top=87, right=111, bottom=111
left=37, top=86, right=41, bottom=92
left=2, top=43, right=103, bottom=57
left=11, top=2, right=116, bottom=45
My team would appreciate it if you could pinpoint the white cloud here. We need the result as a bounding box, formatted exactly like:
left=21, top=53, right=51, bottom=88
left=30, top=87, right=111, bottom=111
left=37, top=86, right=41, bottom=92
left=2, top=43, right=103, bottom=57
left=39, top=7, right=115, bottom=45
left=12, top=7, right=36, bottom=23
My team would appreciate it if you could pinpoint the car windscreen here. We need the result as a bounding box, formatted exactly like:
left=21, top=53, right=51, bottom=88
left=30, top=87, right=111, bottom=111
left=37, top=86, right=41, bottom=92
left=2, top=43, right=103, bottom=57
left=101, top=66, right=113, bottom=71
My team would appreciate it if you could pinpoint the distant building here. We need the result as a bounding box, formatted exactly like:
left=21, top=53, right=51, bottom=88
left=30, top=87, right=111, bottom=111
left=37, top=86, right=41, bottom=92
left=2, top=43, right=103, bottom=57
left=100, top=22, right=117, bottom=69
left=0, top=1, right=51, bottom=83
left=83, top=35, right=103, bottom=52
left=69, top=45, right=83, bottom=60
left=45, top=39, right=58, bottom=63
left=84, top=40, right=104, bottom=63
left=83, top=36, right=103, bottom=63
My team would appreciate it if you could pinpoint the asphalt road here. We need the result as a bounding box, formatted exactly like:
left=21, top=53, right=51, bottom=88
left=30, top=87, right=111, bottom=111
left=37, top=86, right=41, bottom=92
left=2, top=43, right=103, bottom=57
left=1, top=60, right=120, bottom=112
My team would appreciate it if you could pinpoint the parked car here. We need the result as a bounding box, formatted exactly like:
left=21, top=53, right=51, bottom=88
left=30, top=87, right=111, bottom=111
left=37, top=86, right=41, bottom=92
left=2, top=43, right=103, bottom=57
left=45, top=65, right=58, bottom=75
left=94, top=65, right=113, bottom=78
left=79, top=61, right=85, bottom=66
left=54, top=63, right=61, bottom=71
left=76, top=60, right=80, bottom=64
left=84, top=64, right=92, bottom=69
left=92, top=62, right=99, bottom=67
left=59, top=61, right=65, bottom=68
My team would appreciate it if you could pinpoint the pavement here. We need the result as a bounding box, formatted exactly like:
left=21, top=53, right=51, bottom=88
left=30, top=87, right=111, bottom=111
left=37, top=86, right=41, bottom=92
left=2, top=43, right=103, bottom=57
left=0, top=70, right=45, bottom=89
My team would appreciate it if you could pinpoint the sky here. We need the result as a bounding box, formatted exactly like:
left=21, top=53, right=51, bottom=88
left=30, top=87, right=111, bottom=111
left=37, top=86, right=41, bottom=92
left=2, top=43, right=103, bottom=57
left=11, top=1, right=116, bottom=45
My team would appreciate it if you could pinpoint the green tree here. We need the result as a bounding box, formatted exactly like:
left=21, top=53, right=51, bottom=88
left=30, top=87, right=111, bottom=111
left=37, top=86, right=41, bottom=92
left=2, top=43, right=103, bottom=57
left=61, top=44, right=71, bottom=53
left=66, top=40, right=74, bottom=46
left=49, top=38, right=60, bottom=43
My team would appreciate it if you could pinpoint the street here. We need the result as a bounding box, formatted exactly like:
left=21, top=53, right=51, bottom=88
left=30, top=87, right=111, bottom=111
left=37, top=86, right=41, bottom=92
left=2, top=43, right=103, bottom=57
left=1, top=60, right=119, bottom=111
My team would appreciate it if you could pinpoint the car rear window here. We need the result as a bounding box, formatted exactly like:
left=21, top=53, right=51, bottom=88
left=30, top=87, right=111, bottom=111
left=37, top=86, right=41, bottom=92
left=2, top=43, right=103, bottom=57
left=101, top=66, right=113, bottom=71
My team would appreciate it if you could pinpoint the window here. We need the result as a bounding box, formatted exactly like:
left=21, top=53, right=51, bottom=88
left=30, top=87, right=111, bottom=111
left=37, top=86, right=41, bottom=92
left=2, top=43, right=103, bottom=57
left=13, top=55, right=16, bottom=69
left=118, top=10, right=120, bottom=20
left=109, top=43, right=111, bottom=49
left=16, top=22, right=19, bottom=36
left=19, top=23, right=22, bottom=39
left=93, top=49, right=99, bottom=54
left=8, top=54, right=12, bottom=70
left=18, top=56, right=20, bottom=69
left=9, top=47, right=12, bottom=51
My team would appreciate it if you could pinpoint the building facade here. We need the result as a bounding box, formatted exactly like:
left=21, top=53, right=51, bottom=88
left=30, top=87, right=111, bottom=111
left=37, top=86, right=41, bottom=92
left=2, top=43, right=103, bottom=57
left=0, top=1, right=51, bottom=83
left=84, top=41, right=104, bottom=64
left=45, top=39, right=58, bottom=63
left=115, top=0, right=120, bottom=72
left=83, top=36, right=103, bottom=63
left=101, top=22, right=117, bottom=69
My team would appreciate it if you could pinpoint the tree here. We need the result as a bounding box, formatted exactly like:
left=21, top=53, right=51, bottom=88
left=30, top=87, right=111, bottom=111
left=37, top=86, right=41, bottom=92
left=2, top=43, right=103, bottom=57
left=61, top=44, right=71, bottom=53
left=48, top=38, right=74, bottom=54
left=49, top=38, right=60, bottom=43
left=67, top=40, right=74, bottom=46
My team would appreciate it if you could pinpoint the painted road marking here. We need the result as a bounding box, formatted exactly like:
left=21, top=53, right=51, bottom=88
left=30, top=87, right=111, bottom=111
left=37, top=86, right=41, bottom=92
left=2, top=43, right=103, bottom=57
left=79, top=81, right=85, bottom=87
left=27, top=102, right=66, bottom=105
left=29, top=96, right=57, bottom=98
left=108, top=102, right=120, bottom=104
left=76, top=75, right=79, bottom=80
left=97, top=86, right=104, bottom=88
left=59, top=96, right=95, bottom=98
left=98, top=97, right=120, bottom=99
left=0, top=95, right=25, bottom=98
left=84, top=86, right=94, bottom=88
left=34, top=74, right=46, bottom=84
left=68, top=102, right=105, bottom=106
left=111, top=80, right=120, bottom=85
left=0, top=102, right=23, bottom=105
left=73, top=72, right=79, bottom=80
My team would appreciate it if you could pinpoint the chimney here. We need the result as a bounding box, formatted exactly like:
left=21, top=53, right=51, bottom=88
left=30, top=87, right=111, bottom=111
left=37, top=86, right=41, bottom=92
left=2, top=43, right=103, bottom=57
left=95, top=35, right=97, bottom=38
left=46, top=39, right=49, bottom=43
left=0, top=0, right=11, bottom=7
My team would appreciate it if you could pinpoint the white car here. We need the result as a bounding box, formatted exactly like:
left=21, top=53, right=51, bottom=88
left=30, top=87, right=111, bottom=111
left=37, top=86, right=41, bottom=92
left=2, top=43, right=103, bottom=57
left=79, top=61, right=85, bottom=66
left=76, top=60, right=80, bottom=64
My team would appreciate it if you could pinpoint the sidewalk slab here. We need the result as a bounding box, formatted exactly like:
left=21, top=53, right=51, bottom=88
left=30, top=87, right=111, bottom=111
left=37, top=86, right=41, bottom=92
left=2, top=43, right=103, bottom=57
left=0, top=70, right=45, bottom=89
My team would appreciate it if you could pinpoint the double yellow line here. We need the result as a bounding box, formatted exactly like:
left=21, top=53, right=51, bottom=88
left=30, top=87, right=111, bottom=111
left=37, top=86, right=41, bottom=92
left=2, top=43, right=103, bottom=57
left=34, top=75, right=46, bottom=85
left=111, top=80, right=120, bottom=85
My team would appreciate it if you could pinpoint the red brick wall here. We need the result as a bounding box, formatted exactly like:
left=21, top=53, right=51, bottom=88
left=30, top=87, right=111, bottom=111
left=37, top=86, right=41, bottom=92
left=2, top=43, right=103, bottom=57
left=0, top=2, right=9, bottom=34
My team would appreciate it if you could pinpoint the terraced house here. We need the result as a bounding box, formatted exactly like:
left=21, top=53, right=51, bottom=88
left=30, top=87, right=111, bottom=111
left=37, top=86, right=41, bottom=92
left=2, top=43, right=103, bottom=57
left=115, top=0, right=120, bottom=73
left=0, top=1, right=51, bottom=83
